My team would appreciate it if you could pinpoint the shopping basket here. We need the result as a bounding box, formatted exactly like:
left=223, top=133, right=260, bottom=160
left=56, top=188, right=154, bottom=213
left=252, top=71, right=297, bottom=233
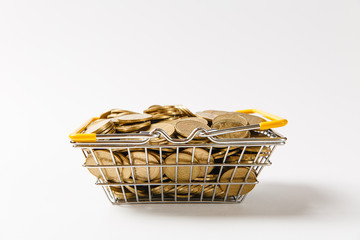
left=69, top=109, right=287, bottom=204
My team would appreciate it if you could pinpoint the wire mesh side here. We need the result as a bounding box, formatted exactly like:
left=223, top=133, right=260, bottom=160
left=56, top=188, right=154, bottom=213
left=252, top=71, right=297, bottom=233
left=82, top=140, right=277, bottom=204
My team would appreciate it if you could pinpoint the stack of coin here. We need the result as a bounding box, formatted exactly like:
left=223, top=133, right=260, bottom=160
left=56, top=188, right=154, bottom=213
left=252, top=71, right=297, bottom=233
left=211, top=113, right=249, bottom=138
left=196, top=110, right=228, bottom=123
left=196, top=109, right=266, bottom=125
left=83, top=119, right=115, bottom=134
left=100, top=109, right=137, bottom=119
left=143, top=105, right=196, bottom=121
left=114, top=113, right=153, bottom=133
left=175, top=105, right=197, bottom=117
left=235, top=112, right=266, bottom=125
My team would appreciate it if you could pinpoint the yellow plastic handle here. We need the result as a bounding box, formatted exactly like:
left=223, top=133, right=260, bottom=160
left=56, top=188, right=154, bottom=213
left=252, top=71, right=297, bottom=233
left=69, top=117, right=99, bottom=142
left=236, top=109, right=288, bottom=130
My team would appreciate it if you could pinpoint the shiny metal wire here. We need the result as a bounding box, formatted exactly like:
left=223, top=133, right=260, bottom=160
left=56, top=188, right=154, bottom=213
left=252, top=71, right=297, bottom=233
left=72, top=127, right=286, bottom=205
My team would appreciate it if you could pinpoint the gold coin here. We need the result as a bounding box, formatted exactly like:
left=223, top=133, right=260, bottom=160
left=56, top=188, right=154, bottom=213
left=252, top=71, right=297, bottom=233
left=213, top=113, right=248, bottom=126
left=148, top=139, right=169, bottom=145
left=130, top=152, right=161, bottom=181
left=147, top=149, right=167, bottom=158
left=148, top=122, right=175, bottom=135
left=115, top=121, right=151, bottom=133
left=235, top=112, right=266, bottom=125
left=164, top=153, right=200, bottom=182
left=175, top=134, right=210, bottom=143
left=85, top=150, right=126, bottom=182
left=175, top=105, right=187, bottom=116
left=182, top=148, right=214, bottom=177
left=161, top=108, right=180, bottom=115
left=84, top=119, right=114, bottom=134
left=153, top=115, right=172, bottom=121
left=175, top=119, right=210, bottom=139
left=212, top=120, right=249, bottom=139
left=144, top=105, right=174, bottom=114
left=111, top=109, right=136, bottom=114
left=160, top=118, right=181, bottom=126
left=144, top=105, right=183, bottom=119
left=117, top=154, right=131, bottom=181
left=117, top=113, right=153, bottom=124
left=99, top=121, right=114, bottom=133
left=160, top=148, right=177, bottom=153
left=107, top=113, right=121, bottom=119
left=219, top=167, right=257, bottom=195
left=110, top=112, right=139, bottom=123
left=104, top=129, right=116, bottom=135
left=147, top=122, right=175, bottom=143
left=176, top=105, right=196, bottom=117
left=176, top=117, right=208, bottom=125
left=100, top=123, right=116, bottom=134
left=144, top=104, right=162, bottom=111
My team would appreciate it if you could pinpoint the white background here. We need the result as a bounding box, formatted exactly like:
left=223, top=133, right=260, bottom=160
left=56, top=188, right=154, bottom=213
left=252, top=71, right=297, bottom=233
left=1, top=0, right=359, bottom=239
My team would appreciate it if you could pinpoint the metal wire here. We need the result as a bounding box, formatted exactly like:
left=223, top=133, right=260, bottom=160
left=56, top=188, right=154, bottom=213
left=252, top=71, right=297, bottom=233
left=74, top=129, right=286, bottom=204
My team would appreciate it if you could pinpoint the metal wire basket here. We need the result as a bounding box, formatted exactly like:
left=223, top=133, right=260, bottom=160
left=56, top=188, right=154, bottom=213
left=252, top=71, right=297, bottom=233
left=70, top=109, right=287, bottom=204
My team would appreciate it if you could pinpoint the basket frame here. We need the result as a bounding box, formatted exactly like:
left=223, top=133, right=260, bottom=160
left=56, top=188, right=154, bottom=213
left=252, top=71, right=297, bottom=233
left=72, top=129, right=286, bottom=205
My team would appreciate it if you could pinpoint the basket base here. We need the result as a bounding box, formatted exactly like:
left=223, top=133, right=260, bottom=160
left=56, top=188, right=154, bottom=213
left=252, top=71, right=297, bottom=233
left=109, top=195, right=248, bottom=205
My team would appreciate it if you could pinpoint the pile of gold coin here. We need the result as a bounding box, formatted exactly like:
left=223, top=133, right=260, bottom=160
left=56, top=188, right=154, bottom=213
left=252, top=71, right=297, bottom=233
left=84, top=105, right=267, bottom=141
left=83, top=105, right=272, bottom=200
left=86, top=146, right=270, bottom=200
left=143, top=105, right=196, bottom=121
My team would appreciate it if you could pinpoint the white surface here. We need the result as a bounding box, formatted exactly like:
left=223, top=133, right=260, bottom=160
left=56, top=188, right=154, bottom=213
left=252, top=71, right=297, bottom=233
left=1, top=0, right=360, bottom=239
